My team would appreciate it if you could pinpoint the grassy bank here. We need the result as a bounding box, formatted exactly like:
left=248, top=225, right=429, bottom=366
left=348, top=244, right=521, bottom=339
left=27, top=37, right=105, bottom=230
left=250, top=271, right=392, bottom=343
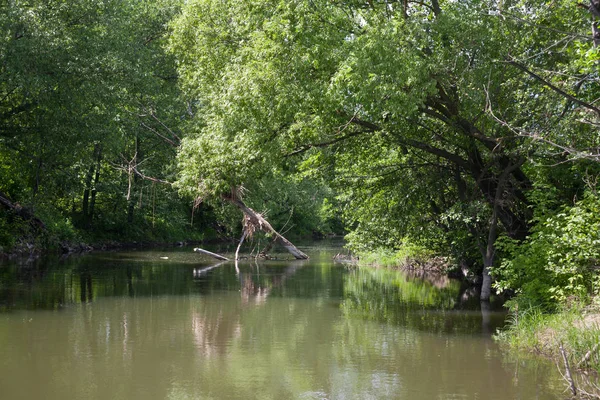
left=355, top=244, right=449, bottom=272
left=496, top=302, right=600, bottom=396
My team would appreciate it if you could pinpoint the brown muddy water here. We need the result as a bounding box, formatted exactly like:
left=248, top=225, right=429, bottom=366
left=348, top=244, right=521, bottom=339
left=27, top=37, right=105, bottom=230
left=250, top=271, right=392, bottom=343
left=0, top=243, right=565, bottom=399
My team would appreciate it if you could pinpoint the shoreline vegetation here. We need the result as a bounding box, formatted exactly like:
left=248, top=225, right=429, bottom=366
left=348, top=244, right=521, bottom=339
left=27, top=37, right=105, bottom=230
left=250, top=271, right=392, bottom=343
left=0, top=238, right=200, bottom=261
left=353, top=245, right=600, bottom=398
left=336, top=250, right=453, bottom=284
left=496, top=304, right=600, bottom=398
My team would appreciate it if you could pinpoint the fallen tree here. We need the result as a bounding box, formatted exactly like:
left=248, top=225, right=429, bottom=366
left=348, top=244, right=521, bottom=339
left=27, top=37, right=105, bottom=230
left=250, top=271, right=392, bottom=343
left=122, top=137, right=309, bottom=261
left=0, top=190, right=46, bottom=230
left=223, top=191, right=309, bottom=260
left=193, top=200, right=308, bottom=261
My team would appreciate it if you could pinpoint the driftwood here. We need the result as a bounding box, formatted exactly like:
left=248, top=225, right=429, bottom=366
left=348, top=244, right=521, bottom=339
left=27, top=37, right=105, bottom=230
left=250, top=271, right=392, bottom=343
left=193, top=247, right=229, bottom=261
left=560, top=342, right=577, bottom=397
left=224, top=195, right=309, bottom=260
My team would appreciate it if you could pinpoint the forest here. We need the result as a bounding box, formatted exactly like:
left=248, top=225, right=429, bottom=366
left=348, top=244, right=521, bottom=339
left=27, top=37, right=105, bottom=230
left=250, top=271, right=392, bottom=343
left=2, top=0, right=600, bottom=318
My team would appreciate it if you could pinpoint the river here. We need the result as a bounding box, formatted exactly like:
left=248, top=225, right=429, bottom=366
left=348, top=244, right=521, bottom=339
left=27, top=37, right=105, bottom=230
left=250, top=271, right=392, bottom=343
left=0, top=242, right=565, bottom=399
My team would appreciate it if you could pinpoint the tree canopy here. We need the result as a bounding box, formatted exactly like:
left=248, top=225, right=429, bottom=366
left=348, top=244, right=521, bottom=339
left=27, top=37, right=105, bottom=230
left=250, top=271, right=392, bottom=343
left=2, top=0, right=600, bottom=306
left=169, top=0, right=600, bottom=300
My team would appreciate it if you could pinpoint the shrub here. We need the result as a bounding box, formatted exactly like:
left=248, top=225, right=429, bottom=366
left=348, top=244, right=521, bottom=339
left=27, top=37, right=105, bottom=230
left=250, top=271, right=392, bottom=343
left=357, top=238, right=435, bottom=268
left=492, top=191, right=600, bottom=311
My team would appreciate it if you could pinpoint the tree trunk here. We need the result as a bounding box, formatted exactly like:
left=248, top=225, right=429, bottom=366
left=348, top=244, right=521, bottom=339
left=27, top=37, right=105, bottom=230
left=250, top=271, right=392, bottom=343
left=455, top=162, right=514, bottom=301
left=480, top=263, right=493, bottom=301
left=479, top=161, right=522, bottom=301
left=88, top=144, right=102, bottom=225
left=128, top=134, right=141, bottom=225
left=224, top=196, right=309, bottom=259
left=127, top=199, right=135, bottom=224
left=82, top=164, right=93, bottom=222
left=82, top=144, right=102, bottom=227
left=480, top=206, right=498, bottom=301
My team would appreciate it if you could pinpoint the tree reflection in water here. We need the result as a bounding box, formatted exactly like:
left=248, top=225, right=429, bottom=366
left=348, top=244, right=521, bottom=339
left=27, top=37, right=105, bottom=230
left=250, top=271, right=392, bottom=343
left=0, top=249, right=566, bottom=400
left=341, top=267, right=506, bottom=335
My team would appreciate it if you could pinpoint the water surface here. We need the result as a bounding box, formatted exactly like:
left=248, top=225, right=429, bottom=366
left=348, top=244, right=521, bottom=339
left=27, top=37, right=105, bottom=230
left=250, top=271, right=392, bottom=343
left=0, top=244, right=564, bottom=399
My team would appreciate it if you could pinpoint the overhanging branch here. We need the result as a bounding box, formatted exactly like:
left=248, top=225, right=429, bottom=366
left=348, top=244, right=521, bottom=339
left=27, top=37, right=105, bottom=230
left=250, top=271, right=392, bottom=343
left=507, top=57, right=600, bottom=117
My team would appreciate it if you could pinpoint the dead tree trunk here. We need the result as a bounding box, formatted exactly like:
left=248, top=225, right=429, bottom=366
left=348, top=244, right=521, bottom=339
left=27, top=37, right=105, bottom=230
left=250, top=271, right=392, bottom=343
left=235, top=230, right=247, bottom=260
left=224, top=196, right=309, bottom=260
left=0, top=190, right=45, bottom=230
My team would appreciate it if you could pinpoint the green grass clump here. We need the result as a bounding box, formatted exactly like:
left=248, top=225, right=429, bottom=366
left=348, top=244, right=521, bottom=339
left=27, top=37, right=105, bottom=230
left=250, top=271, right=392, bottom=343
left=357, top=241, right=436, bottom=269
left=496, top=301, right=600, bottom=373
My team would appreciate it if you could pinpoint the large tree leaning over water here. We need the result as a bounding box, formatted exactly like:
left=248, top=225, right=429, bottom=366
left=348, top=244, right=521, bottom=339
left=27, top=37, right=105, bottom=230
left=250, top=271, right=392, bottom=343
left=169, top=0, right=600, bottom=300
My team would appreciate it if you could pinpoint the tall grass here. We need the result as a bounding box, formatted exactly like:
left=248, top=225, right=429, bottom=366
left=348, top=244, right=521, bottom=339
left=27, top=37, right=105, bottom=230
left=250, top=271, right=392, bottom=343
left=357, top=242, right=435, bottom=269
left=496, top=302, right=600, bottom=374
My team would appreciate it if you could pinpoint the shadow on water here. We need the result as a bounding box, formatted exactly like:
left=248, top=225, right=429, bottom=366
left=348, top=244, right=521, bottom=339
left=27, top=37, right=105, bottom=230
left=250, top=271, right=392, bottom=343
left=0, top=246, right=344, bottom=312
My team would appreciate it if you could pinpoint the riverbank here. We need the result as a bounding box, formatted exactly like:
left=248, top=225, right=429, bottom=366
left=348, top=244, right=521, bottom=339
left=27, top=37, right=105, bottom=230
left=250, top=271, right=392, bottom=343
left=346, top=246, right=450, bottom=273
left=0, top=237, right=203, bottom=262
left=496, top=302, right=600, bottom=397
left=353, top=246, right=600, bottom=396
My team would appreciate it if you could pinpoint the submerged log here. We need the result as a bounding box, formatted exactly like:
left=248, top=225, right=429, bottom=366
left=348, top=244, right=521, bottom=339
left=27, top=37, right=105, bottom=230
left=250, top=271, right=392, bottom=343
left=224, top=196, right=309, bottom=260
left=193, top=247, right=229, bottom=261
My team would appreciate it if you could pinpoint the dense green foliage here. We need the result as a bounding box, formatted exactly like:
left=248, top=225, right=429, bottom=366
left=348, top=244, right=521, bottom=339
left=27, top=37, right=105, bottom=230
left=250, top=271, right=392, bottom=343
left=494, top=191, right=600, bottom=310
left=167, top=0, right=600, bottom=303
left=0, top=0, right=340, bottom=252
left=0, top=0, right=196, bottom=250
left=3, top=0, right=600, bottom=318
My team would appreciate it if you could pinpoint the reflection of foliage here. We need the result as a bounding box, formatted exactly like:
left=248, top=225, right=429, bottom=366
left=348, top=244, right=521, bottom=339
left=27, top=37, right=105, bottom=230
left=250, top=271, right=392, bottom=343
left=0, top=252, right=563, bottom=400
left=0, top=250, right=344, bottom=311
left=0, top=254, right=236, bottom=311
left=344, top=267, right=460, bottom=309
left=341, top=267, right=492, bottom=334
